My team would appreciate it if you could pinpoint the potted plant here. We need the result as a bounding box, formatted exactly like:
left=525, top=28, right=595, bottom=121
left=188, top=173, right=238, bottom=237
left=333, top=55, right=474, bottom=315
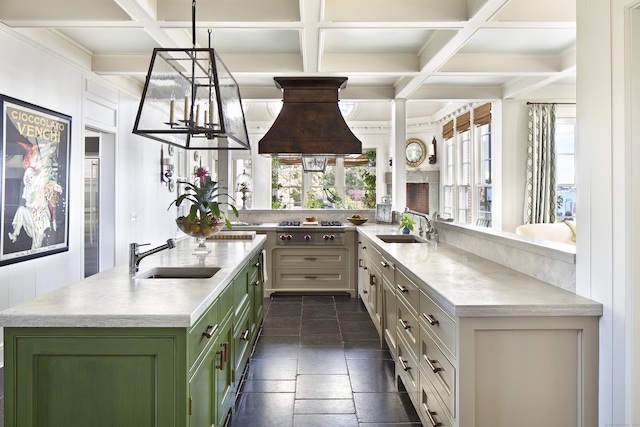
left=399, top=213, right=416, bottom=234
left=170, top=167, right=238, bottom=253
left=360, top=169, right=376, bottom=209
left=365, top=149, right=377, bottom=167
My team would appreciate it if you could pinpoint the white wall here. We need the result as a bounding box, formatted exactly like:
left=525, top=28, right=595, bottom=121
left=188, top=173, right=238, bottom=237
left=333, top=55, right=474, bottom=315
left=577, top=0, right=638, bottom=423
left=0, top=26, right=180, bottom=364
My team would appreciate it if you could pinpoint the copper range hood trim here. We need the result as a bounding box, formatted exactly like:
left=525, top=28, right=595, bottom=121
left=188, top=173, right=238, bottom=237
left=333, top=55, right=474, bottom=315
left=258, top=77, right=362, bottom=156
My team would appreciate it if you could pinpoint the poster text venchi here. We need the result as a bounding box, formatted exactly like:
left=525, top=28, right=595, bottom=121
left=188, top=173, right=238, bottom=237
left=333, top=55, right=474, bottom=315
left=10, top=109, right=64, bottom=143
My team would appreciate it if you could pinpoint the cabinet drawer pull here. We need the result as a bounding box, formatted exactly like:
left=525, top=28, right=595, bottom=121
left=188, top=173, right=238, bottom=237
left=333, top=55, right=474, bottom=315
left=397, top=284, right=408, bottom=293
left=363, top=290, right=368, bottom=294
left=399, top=358, right=410, bottom=372
left=216, top=342, right=229, bottom=371
left=305, top=275, right=318, bottom=279
left=424, top=355, right=443, bottom=373
left=254, top=262, right=260, bottom=268
left=241, top=329, right=250, bottom=341
left=399, top=318, right=410, bottom=330
left=380, top=261, right=388, bottom=268
left=203, top=324, right=218, bottom=339
left=423, top=404, right=443, bottom=427
left=362, top=246, right=367, bottom=250
left=423, top=313, right=439, bottom=326
left=359, top=259, right=363, bottom=267
left=370, top=274, right=377, bottom=286
left=304, top=257, right=317, bottom=261
left=252, top=280, right=260, bottom=286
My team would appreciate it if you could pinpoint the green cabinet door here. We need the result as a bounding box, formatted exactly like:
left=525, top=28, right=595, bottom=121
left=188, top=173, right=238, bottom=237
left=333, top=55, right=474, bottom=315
left=4, top=328, right=187, bottom=427
left=214, top=317, right=234, bottom=427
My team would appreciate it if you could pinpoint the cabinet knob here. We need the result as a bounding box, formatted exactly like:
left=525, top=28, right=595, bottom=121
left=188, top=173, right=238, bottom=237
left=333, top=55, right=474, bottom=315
left=252, top=280, right=260, bottom=286
left=399, top=358, right=410, bottom=372
left=380, top=261, right=388, bottom=268
left=397, top=284, right=408, bottom=293
left=241, top=329, right=250, bottom=341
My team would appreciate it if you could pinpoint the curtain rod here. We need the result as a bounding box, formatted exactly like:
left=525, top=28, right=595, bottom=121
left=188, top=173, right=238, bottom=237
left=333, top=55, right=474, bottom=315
left=526, top=102, right=575, bottom=105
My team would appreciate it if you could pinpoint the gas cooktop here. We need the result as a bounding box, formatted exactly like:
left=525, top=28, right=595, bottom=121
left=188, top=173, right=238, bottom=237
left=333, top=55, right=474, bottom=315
left=278, top=220, right=343, bottom=227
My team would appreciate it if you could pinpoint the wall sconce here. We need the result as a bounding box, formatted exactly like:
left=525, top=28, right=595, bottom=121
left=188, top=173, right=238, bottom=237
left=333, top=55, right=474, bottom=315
left=428, top=136, right=437, bottom=165
left=160, top=146, right=174, bottom=190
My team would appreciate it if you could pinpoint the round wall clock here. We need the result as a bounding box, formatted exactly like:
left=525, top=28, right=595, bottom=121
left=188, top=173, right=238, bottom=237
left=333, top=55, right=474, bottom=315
left=405, top=138, right=426, bottom=167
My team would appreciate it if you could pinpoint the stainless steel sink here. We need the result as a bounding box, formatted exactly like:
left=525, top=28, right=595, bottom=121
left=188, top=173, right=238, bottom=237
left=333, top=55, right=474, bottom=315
left=375, top=234, right=429, bottom=244
left=135, top=267, right=220, bottom=279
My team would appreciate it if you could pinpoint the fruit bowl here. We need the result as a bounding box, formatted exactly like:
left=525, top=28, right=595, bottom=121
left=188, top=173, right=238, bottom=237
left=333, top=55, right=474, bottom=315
left=176, top=217, right=225, bottom=254
left=347, top=217, right=368, bottom=225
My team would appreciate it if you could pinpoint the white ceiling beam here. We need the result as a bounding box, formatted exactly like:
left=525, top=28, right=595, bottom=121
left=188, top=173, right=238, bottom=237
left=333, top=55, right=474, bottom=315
left=395, top=0, right=510, bottom=99
left=114, top=0, right=191, bottom=48
left=300, top=0, right=322, bottom=73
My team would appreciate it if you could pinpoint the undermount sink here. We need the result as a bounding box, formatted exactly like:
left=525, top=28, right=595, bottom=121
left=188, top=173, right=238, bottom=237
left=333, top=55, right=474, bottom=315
left=135, top=267, right=220, bottom=279
left=376, top=234, right=429, bottom=244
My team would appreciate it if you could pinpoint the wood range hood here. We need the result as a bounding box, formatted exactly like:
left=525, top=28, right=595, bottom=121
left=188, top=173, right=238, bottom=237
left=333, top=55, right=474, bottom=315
left=258, top=77, right=362, bottom=157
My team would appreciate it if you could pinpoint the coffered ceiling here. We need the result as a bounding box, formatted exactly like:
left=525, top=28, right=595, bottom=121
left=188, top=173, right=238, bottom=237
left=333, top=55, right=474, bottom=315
left=0, top=0, right=576, bottom=115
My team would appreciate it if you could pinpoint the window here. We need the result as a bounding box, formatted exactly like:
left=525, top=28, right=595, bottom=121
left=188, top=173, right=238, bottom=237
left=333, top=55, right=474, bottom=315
left=273, top=160, right=302, bottom=209
left=442, top=137, right=455, bottom=219
left=441, top=103, right=492, bottom=226
left=457, top=129, right=472, bottom=224
left=476, top=123, right=492, bottom=226
left=345, top=164, right=370, bottom=208
left=555, top=119, right=576, bottom=219
left=271, top=157, right=370, bottom=209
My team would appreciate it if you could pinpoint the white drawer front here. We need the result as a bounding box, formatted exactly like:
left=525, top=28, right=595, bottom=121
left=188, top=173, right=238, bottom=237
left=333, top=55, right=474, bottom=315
left=420, top=291, right=457, bottom=358
left=396, top=268, right=420, bottom=314
left=420, top=325, right=455, bottom=418
left=397, top=297, right=419, bottom=358
left=419, top=371, right=454, bottom=427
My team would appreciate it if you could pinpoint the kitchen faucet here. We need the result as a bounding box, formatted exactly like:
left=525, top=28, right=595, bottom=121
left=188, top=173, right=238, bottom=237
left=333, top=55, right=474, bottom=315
left=404, top=208, right=437, bottom=241
left=129, top=238, right=177, bottom=274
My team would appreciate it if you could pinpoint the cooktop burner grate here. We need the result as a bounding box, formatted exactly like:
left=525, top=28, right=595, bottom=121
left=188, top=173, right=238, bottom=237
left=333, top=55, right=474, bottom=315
left=321, top=221, right=343, bottom=226
left=279, top=221, right=301, bottom=226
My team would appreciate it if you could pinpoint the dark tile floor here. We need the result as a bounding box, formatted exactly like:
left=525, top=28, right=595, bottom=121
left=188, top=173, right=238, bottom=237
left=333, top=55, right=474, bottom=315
left=227, top=295, right=422, bottom=427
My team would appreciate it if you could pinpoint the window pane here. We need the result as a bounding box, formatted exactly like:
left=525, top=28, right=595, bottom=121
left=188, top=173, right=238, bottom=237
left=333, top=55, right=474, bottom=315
left=458, top=186, right=471, bottom=224
left=556, top=154, right=574, bottom=185
left=555, top=123, right=575, bottom=153
left=557, top=186, right=576, bottom=218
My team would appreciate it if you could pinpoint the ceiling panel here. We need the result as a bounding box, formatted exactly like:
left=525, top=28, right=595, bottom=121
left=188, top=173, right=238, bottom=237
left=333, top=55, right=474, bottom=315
left=323, top=29, right=433, bottom=54
left=0, top=0, right=578, bottom=110
left=195, top=29, right=300, bottom=53
left=57, top=28, right=159, bottom=54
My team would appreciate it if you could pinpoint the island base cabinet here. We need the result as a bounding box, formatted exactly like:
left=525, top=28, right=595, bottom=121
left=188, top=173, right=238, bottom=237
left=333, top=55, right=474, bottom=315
left=457, top=316, right=599, bottom=427
left=4, top=328, right=187, bottom=427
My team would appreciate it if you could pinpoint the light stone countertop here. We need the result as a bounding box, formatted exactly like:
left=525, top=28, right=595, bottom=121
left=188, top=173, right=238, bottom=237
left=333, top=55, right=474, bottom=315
left=355, top=223, right=602, bottom=318
left=0, top=235, right=266, bottom=328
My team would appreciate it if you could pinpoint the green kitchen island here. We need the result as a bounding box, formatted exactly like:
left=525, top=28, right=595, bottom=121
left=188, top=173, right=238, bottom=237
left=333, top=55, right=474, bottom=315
left=0, top=235, right=266, bottom=427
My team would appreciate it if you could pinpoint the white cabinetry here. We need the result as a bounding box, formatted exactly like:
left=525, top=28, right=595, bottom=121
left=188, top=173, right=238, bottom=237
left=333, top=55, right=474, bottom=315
left=358, top=230, right=600, bottom=427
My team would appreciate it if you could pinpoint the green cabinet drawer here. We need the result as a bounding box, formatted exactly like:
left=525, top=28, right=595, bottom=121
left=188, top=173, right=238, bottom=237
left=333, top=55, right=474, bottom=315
left=188, top=299, right=219, bottom=370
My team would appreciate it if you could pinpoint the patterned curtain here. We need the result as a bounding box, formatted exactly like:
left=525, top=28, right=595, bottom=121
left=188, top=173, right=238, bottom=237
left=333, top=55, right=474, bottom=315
left=524, top=103, right=556, bottom=224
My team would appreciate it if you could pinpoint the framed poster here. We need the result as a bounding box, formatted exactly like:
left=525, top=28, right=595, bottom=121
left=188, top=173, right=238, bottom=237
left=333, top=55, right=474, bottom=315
left=0, top=95, right=71, bottom=266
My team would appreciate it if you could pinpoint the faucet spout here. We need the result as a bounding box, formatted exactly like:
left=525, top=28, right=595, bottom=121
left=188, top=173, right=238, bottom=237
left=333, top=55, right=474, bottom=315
left=404, top=208, right=436, bottom=241
left=129, top=238, right=177, bottom=274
